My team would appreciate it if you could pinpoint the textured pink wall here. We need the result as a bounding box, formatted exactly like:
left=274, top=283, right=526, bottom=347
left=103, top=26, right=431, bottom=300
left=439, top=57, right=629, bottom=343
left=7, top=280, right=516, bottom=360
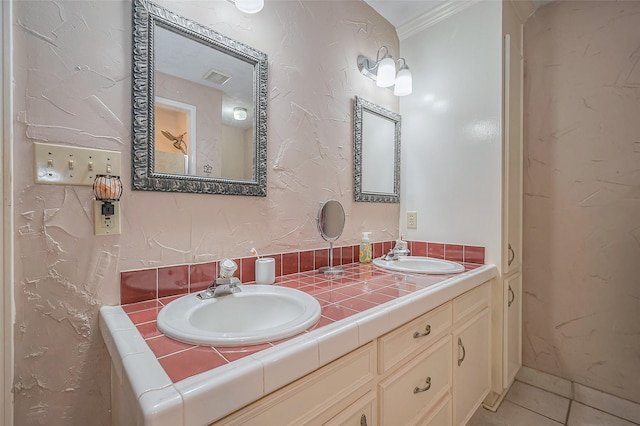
left=523, top=1, right=640, bottom=404
left=11, top=0, right=398, bottom=423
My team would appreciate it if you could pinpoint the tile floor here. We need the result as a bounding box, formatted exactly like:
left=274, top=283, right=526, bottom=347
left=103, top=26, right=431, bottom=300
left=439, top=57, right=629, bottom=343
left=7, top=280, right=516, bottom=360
left=469, top=380, right=640, bottom=426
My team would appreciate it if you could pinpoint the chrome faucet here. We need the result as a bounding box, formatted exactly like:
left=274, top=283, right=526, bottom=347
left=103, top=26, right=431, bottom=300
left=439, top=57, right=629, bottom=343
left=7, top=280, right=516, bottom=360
left=197, top=258, right=242, bottom=300
left=383, top=237, right=410, bottom=261
left=197, top=277, right=241, bottom=300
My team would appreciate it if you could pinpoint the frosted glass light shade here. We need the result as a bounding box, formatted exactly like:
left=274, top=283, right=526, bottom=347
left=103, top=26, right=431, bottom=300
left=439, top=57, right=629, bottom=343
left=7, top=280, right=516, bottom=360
left=233, top=107, right=247, bottom=120
left=393, top=68, right=412, bottom=96
left=235, top=0, right=264, bottom=14
left=376, top=56, right=396, bottom=88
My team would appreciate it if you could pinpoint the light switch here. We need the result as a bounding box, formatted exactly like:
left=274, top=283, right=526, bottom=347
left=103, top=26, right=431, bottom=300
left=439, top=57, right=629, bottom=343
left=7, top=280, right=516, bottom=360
left=34, top=142, right=121, bottom=186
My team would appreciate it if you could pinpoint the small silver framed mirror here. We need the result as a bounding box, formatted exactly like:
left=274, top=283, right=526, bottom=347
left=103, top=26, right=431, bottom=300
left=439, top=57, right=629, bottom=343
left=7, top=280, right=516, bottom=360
left=353, top=96, right=401, bottom=203
left=316, top=200, right=346, bottom=275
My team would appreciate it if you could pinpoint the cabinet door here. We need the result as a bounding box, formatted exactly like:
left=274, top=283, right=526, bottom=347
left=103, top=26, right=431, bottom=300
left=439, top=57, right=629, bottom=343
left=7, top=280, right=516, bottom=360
left=325, top=391, right=376, bottom=426
left=502, top=0, right=524, bottom=275
left=504, top=273, right=522, bottom=388
left=453, top=308, right=491, bottom=426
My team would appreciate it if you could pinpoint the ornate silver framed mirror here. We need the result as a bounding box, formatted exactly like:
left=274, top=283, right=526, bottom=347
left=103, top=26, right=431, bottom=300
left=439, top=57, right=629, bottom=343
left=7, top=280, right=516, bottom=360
left=353, top=96, right=401, bottom=203
left=132, top=0, right=268, bottom=196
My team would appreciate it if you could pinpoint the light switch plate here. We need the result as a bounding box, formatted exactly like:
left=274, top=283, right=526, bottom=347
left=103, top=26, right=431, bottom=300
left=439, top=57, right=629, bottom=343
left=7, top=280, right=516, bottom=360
left=34, top=142, right=122, bottom=186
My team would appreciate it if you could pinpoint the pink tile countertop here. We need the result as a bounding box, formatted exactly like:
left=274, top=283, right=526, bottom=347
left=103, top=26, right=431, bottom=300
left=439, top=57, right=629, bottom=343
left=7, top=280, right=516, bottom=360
left=100, top=262, right=497, bottom=426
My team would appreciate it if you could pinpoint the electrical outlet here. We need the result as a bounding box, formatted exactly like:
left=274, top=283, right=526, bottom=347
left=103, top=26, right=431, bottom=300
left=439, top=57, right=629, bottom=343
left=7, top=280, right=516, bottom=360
left=407, top=211, right=417, bottom=229
left=94, top=200, right=121, bottom=235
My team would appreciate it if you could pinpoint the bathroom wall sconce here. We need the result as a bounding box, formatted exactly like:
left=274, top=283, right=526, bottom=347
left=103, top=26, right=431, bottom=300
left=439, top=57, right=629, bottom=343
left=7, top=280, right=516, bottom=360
left=357, top=46, right=413, bottom=96
left=93, top=174, right=123, bottom=235
left=233, top=107, right=248, bottom=120
left=228, top=0, right=264, bottom=14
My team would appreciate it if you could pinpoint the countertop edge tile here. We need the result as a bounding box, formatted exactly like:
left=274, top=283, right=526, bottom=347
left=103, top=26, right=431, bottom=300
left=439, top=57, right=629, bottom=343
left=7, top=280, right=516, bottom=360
left=99, top=306, right=146, bottom=383
left=251, top=334, right=320, bottom=394
left=174, top=356, right=264, bottom=425
left=316, top=320, right=360, bottom=367
left=137, top=386, right=184, bottom=426
left=356, top=307, right=392, bottom=346
left=122, top=352, right=174, bottom=399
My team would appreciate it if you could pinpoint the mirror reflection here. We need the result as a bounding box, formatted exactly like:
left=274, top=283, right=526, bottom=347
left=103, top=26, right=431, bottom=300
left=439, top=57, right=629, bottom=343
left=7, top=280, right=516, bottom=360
left=353, top=96, right=401, bottom=203
left=131, top=0, right=268, bottom=196
left=153, top=25, right=255, bottom=180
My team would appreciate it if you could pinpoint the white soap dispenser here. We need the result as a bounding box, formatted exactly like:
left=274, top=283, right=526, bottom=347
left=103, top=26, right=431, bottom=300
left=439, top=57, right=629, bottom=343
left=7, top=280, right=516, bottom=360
left=359, top=232, right=372, bottom=263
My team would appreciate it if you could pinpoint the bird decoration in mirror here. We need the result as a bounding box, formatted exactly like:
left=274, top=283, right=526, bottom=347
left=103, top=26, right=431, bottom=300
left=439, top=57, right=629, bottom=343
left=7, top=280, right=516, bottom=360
left=161, top=130, right=188, bottom=155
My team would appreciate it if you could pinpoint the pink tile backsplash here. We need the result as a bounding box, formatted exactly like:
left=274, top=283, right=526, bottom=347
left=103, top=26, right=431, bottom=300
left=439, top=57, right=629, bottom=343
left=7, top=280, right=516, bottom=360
left=372, top=242, right=383, bottom=259
left=158, top=265, right=188, bottom=298
left=412, top=241, right=427, bottom=256
left=189, top=262, right=217, bottom=293
left=299, top=250, right=314, bottom=273
left=428, top=242, right=445, bottom=259
left=119, top=240, right=485, bottom=304
left=121, top=268, right=156, bottom=305
left=282, top=252, right=298, bottom=276
left=445, top=244, right=464, bottom=262
left=464, top=245, right=485, bottom=264
left=241, top=258, right=256, bottom=284
left=314, top=248, right=329, bottom=269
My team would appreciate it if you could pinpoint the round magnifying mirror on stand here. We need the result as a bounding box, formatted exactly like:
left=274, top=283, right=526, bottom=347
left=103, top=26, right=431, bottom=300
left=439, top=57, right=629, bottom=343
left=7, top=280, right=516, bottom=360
left=317, top=200, right=346, bottom=275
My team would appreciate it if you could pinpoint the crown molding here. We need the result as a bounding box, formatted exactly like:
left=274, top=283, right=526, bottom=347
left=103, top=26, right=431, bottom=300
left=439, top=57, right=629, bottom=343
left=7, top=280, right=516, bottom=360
left=397, top=0, right=481, bottom=41
left=510, top=0, right=534, bottom=23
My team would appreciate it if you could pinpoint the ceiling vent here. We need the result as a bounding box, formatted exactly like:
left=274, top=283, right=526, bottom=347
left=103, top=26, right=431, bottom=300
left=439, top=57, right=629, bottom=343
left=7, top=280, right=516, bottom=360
left=203, top=69, right=232, bottom=85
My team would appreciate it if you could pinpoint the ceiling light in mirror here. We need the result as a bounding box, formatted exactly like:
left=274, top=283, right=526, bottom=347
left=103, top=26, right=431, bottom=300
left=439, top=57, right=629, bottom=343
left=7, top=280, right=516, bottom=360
left=235, top=0, right=264, bottom=14
left=233, top=107, right=248, bottom=120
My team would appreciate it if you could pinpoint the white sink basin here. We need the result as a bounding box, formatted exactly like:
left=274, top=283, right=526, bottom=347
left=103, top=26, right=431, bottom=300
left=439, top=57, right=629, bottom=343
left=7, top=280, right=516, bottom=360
left=373, top=256, right=465, bottom=274
left=157, top=285, right=322, bottom=346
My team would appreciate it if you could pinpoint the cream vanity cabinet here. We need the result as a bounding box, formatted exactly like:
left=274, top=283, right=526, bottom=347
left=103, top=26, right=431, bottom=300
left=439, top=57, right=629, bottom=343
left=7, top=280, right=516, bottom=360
left=485, top=0, right=528, bottom=408
left=217, top=343, right=377, bottom=425
left=216, top=281, right=492, bottom=425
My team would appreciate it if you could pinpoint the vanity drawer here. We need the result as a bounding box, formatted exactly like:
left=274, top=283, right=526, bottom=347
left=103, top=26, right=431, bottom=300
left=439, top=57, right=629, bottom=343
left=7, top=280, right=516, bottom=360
left=453, top=281, right=491, bottom=323
left=421, top=394, right=452, bottom=425
left=325, top=391, right=376, bottom=426
left=378, top=335, right=452, bottom=426
left=218, top=343, right=376, bottom=425
left=378, top=302, right=452, bottom=373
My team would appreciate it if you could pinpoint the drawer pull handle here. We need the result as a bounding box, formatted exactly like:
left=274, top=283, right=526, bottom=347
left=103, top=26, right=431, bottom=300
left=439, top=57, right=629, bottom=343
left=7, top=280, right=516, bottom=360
left=360, top=414, right=368, bottom=426
left=458, top=337, right=466, bottom=366
left=413, top=376, right=431, bottom=394
left=508, top=285, right=515, bottom=308
left=413, top=324, right=432, bottom=339
left=508, top=244, right=515, bottom=266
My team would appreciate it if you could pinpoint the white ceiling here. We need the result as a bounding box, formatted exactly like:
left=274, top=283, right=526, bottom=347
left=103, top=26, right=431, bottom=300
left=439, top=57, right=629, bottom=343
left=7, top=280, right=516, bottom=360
left=364, top=0, right=553, bottom=29
left=364, top=0, right=448, bottom=28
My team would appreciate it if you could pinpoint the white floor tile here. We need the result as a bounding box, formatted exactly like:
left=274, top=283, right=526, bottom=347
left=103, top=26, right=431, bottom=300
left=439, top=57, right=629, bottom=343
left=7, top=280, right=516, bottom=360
left=468, top=400, right=564, bottom=426
left=568, top=402, right=639, bottom=426
left=505, top=381, right=570, bottom=423
left=573, top=383, right=640, bottom=424
left=516, top=366, right=573, bottom=399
